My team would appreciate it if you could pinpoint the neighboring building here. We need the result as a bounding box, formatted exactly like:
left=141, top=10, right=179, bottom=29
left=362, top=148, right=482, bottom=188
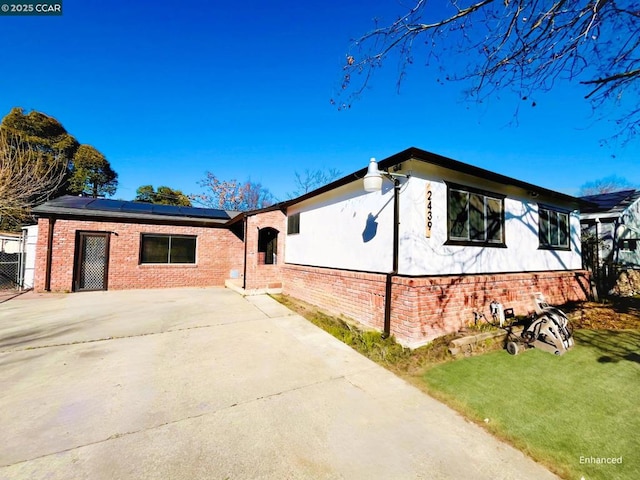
left=580, top=189, right=640, bottom=267
left=32, top=197, right=246, bottom=292
left=32, top=148, right=591, bottom=347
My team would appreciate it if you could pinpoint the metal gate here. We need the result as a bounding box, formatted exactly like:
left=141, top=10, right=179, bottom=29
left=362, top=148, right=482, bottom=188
left=74, top=232, right=110, bottom=291
left=0, top=251, right=21, bottom=290
left=0, top=234, right=24, bottom=291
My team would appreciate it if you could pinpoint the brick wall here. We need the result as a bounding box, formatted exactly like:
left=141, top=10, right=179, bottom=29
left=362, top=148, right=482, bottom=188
left=282, top=264, right=387, bottom=330
left=282, top=264, right=590, bottom=348
left=34, top=218, right=244, bottom=292
left=391, top=271, right=590, bottom=347
left=244, top=210, right=287, bottom=291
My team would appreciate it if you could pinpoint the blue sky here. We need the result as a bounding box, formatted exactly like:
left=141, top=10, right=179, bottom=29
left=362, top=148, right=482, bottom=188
left=1, top=0, right=638, bottom=202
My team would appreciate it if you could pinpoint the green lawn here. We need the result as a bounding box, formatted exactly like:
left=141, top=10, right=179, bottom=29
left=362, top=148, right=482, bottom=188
left=273, top=294, right=640, bottom=479
left=422, top=330, right=640, bottom=480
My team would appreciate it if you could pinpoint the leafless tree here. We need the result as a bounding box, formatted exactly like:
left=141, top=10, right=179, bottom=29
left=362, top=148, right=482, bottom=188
left=0, top=129, right=68, bottom=228
left=190, top=172, right=274, bottom=211
left=578, top=174, right=637, bottom=195
left=288, top=168, right=343, bottom=197
left=337, top=0, right=640, bottom=141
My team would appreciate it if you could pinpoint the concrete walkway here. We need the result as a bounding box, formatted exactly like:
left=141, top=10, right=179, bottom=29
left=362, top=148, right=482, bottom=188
left=0, top=288, right=558, bottom=479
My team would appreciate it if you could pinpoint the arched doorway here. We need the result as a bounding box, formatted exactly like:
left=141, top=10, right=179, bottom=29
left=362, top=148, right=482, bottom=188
left=258, top=227, right=278, bottom=265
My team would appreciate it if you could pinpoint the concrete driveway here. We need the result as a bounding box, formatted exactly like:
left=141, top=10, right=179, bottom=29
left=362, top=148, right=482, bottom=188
left=0, top=288, right=558, bottom=479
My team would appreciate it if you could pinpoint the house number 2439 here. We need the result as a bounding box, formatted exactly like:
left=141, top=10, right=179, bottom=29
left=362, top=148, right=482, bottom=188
left=425, top=183, right=432, bottom=238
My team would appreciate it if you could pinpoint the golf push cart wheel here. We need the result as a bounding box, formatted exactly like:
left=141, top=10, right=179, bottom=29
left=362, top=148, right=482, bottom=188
left=506, top=341, right=520, bottom=355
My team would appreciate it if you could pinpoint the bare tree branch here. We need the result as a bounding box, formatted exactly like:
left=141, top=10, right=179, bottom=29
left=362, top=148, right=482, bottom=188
left=190, top=172, right=274, bottom=211
left=582, top=68, right=640, bottom=97
left=578, top=174, right=638, bottom=195
left=288, top=168, right=343, bottom=197
left=0, top=129, right=68, bottom=227
left=336, top=0, right=640, bottom=142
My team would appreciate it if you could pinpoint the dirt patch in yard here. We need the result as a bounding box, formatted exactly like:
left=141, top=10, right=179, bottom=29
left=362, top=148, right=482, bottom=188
left=565, top=296, right=640, bottom=330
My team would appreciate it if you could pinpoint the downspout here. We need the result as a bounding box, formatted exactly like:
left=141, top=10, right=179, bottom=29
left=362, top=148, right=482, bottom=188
left=242, top=215, right=248, bottom=290
left=382, top=178, right=401, bottom=338
left=44, top=216, right=56, bottom=292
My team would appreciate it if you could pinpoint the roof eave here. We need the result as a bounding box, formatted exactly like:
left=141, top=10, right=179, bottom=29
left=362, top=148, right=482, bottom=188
left=283, top=147, right=588, bottom=209
left=32, top=207, right=231, bottom=227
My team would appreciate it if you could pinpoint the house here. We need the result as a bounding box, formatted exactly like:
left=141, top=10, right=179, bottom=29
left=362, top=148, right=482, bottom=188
left=579, top=189, right=640, bottom=267
left=275, top=148, right=590, bottom=346
left=32, top=147, right=591, bottom=347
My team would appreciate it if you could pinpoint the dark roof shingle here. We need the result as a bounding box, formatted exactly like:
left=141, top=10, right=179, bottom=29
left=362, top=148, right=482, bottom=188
left=33, top=196, right=241, bottom=225
left=579, top=190, right=640, bottom=215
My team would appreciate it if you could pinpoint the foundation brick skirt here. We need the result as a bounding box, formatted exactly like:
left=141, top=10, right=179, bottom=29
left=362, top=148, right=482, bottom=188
left=282, top=264, right=590, bottom=348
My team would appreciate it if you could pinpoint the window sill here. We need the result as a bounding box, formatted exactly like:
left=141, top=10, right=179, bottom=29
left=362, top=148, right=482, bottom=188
left=538, top=245, right=571, bottom=252
left=138, top=263, right=198, bottom=267
left=445, top=240, right=507, bottom=248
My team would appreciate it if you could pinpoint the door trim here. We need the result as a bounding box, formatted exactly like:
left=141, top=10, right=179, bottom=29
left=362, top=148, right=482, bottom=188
left=73, top=231, right=111, bottom=292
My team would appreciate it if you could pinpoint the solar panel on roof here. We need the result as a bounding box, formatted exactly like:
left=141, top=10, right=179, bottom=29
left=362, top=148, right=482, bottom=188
left=120, top=202, right=153, bottom=213
left=182, top=207, right=230, bottom=219
left=131, top=200, right=230, bottom=219
left=53, top=196, right=93, bottom=208
left=84, top=198, right=126, bottom=211
left=37, top=196, right=232, bottom=221
left=150, top=204, right=182, bottom=216
left=580, top=190, right=637, bottom=213
left=203, top=208, right=229, bottom=217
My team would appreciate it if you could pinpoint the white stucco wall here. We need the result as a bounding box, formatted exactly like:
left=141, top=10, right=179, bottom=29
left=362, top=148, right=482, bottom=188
left=284, top=181, right=395, bottom=272
left=401, top=176, right=582, bottom=275
left=285, top=159, right=583, bottom=275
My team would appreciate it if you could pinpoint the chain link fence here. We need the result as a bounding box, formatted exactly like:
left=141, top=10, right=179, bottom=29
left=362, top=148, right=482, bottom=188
left=0, top=235, right=25, bottom=291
